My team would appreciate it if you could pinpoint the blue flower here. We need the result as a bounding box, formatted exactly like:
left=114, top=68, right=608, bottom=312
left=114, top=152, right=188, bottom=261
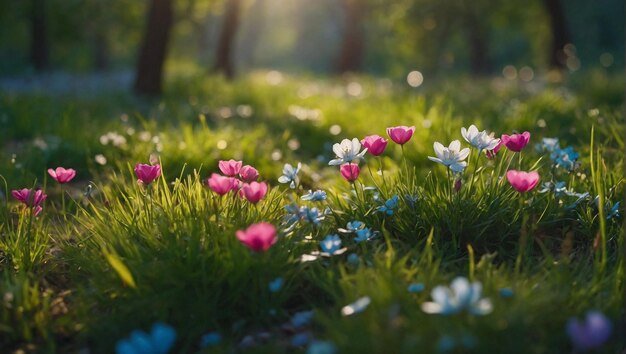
left=436, top=335, right=455, bottom=353
left=340, top=296, right=371, bottom=316
left=346, top=253, right=360, bottom=266
left=499, top=288, right=514, bottom=298
left=607, top=202, right=620, bottom=219
left=200, top=332, right=222, bottom=347
left=408, top=283, right=425, bottom=293
left=278, top=162, right=301, bottom=189
left=307, top=340, right=337, bottom=354
left=320, top=234, right=342, bottom=255
left=302, top=190, right=327, bottom=201
left=421, top=277, right=492, bottom=316
left=377, top=195, right=399, bottom=215
left=567, top=311, right=612, bottom=351
left=269, top=277, right=284, bottom=292
left=536, top=137, right=560, bottom=153
left=538, top=181, right=567, bottom=197
left=354, top=228, right=373, bottom=243
left=116, top=322, right=176, bottom=354
left=291, top=333, right=311, bottom=347
left=291, top=310, right=314, bottom=328
left=551, top=146, right=579, bottom=170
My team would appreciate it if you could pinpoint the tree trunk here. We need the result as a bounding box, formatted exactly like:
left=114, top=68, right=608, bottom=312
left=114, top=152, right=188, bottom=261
left=336, top=0, right=364, bottom=74
left=465, top=11, right=491, bottom=75
left=543, top=0, right=570, bottom=69
left=213, top=0, right=242, bottom=79
left=30, top=0, right=50, bottom=71
left=133, top=0, right=174, bottom=96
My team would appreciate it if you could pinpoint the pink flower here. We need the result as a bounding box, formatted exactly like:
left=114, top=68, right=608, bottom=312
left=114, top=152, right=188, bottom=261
left=241, top=182, right=268, bottom=204
left=239, top=165, right=259, bottom=183
left=48, top=167, right=76, bottom=184
left=12, top=188, right=47, bottom=207
left=134, top=163, right=161, bottom=185
left=506, top=170, right=540, bottom=193
left=361, top=135, right=388, bottom=156
left=218, top=160, right=242, bottom=177
left=501, top=132, right=531, bottom=152
left=236, top=222, right=277, bottom=252
left=340, top=163, right=360, bottom=182
left=485, top=140, right=503, bottom=159
left=207, top=173, right=238, bottom=195
left=386, top=126, right=415, bottom=145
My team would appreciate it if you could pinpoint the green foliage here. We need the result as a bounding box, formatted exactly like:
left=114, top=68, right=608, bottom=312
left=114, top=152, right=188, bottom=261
left=0, top=72, right=624, bottom=352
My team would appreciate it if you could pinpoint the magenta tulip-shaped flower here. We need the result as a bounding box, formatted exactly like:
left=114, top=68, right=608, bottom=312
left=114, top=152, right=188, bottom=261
left=239, top=165, right=259, bottom=183
left=236, top=222, right=277, bottom=252
left=361, top=135, right=388, bottom=156
left=218, top=160, right=242, bottom=177
left=12, top=188, right=47, bottom=207
left=134, top=163, right=161, bottom=185
left=501, top=132, right=531, bottom=152
left=48, top=167, right=76, bottom=184
left=207, top=173, right=238, bottom=196
left=340, top=163, right=360, bottom=182
left=506, top=170, right=540, bottom=193
left=386, top=126, right=415, bottom=145
left=485, top=140, right=503, bottom=159
left=241, top=182, right=268, bottom=204
left=567, top=311, right=612, bottom=351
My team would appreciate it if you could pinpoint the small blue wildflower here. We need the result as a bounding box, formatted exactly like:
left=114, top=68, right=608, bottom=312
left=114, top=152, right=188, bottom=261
left=564, top=191, right=590, bottom=209
left=291, top=310, right=314, bottom=328
left=291, top=333, right=311, bottom=347
left=116, top=322, right=176, bottom=354
left=551, top=146, right=579, bottom=170
left=278, top=162, right=301, bottom=189
left=200, top=332, right=222, bottom=348
left=320, top=234, right=342, bottom=255
left=346, top=253, right=360, bottom=266
left=408, top=283, right=425, bottom=293
left=536, top=137, right=559, bottom=153
left=377, top=195, right=399, bottom=215
left=301, top=190, right=327, bottom=201
left=307, top=340, right=337, bottom=354
left=340, top=296, right=371, bottom=316
left=338, top=220, right=364, bottom=233
left=354, top=228, right=373, bottom=243
left=436, top=335, right=456, bottom=353
left=499, top=288, right=514, bottom=298
left=607, top=202, right=620, bottom=219
left=269, top=277, right=284, bottom=292
left=302, top=206, right=327, bottom=225
left=538, top=181, right=567, bottom=197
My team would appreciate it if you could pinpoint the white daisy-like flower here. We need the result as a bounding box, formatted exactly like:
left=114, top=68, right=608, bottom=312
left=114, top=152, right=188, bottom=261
left=421, top=277, right=493, bottom=316
left=428, top=140, right=470, bottom=172
left=328, top=138, right=367, bottom=166
left=461, top=125, right=500, bottom=151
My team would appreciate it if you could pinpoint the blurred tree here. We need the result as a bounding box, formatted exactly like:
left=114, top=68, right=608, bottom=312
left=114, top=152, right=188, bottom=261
left=336, top=0, right=365, bottom=73
left=213, top=0, right=242, bottom=78
left=542, top=0, right=570, bottom=69
left=134, top=0, right=174, bottom=95
left=30, top=0, right=50, bottom=71
left=239, top=0, right=266, bottom=69
left=462, top=1, right=492, bottom=74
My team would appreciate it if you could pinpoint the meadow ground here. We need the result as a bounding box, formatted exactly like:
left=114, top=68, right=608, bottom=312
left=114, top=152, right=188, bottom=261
left=0, top=68, right=624, bottom=353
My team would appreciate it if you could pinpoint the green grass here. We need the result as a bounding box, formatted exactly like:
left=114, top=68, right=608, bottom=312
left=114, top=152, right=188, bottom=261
left=0, top=68, right=624, bottom=353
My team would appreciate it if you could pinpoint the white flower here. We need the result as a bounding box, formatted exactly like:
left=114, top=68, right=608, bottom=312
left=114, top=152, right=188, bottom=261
left=278, top=162, right=301, bottom=189
left=328, top=138, right=367, bottom=166
left=461, top=125, right=500, bottom=151
left=421, top=277, right=493, bottom=316
left=428, top=140, right=470, bottom=172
